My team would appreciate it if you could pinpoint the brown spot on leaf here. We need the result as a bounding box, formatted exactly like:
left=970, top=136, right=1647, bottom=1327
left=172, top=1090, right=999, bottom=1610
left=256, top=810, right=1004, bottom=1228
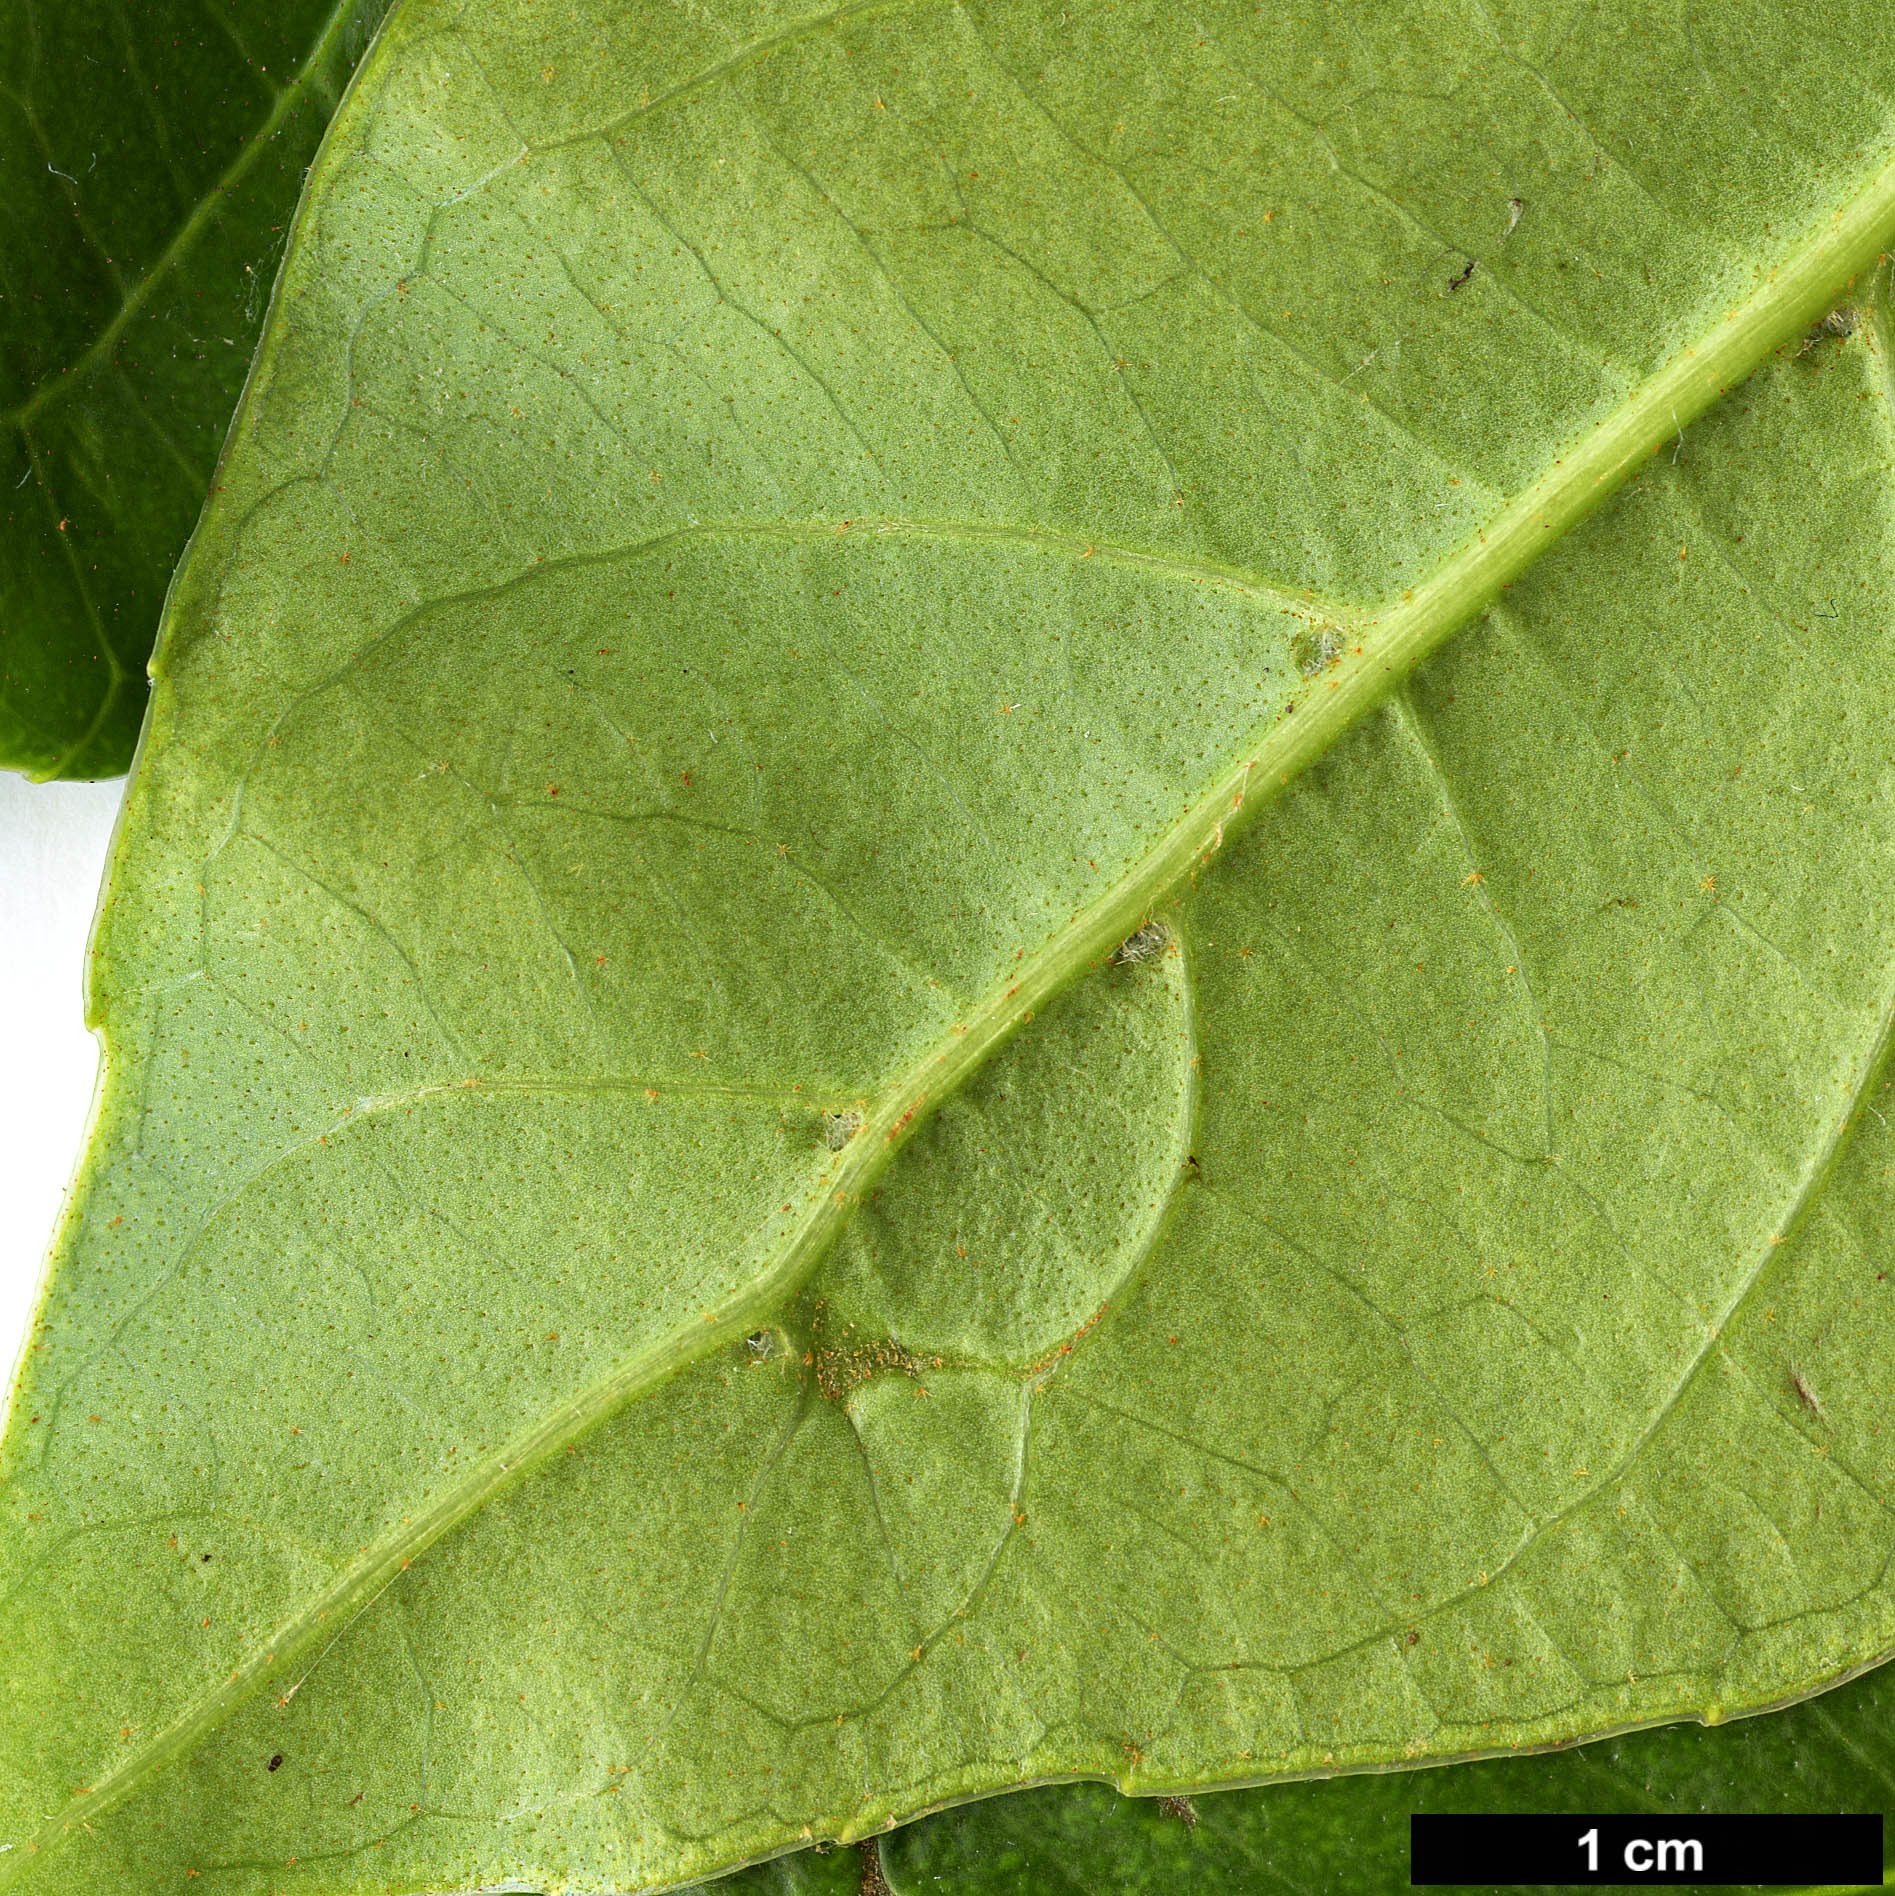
left=814, top=1328, right=930, bottom=1400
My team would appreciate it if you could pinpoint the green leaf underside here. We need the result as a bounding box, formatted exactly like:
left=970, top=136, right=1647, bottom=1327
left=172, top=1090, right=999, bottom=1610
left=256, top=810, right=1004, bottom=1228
left=867, top=1656, right=1895, bottom=1896
left=0, top=0, right=388, bottom=781
left=5, top=0, right=1895, bottom=1890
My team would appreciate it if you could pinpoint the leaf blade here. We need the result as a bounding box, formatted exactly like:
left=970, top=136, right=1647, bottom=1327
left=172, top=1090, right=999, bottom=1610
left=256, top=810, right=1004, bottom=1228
left=9, top=1, right=1895, bottom=1885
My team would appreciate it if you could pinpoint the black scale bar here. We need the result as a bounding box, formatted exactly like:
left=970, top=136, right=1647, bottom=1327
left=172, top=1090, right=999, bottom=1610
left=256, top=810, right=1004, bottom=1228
left=1410, top=1812, right=1884, bottom=1886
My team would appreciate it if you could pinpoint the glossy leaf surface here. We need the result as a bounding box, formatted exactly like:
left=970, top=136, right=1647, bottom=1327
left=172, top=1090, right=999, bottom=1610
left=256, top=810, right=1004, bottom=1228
left=0, top=0, right=387, bottom=780
left=6, top=1, right=1895, bottom=1890
left=705, top=1848, right=859, bottom=1896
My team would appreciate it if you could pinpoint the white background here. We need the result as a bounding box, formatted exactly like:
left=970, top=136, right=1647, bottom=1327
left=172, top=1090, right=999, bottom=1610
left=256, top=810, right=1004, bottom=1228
left=0, top=771, right=126, bottom=1409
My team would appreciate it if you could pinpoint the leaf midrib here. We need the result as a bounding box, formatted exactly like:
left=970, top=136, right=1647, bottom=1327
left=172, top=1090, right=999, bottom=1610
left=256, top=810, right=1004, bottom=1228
left=17, top=111, right=1895, bottom=1896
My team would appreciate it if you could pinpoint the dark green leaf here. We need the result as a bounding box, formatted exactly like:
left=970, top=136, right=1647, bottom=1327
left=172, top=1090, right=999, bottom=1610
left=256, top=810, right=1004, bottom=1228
left=0, top=0, right=388, bottom=780
left=707, top=1844, right=863, bottom=1896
